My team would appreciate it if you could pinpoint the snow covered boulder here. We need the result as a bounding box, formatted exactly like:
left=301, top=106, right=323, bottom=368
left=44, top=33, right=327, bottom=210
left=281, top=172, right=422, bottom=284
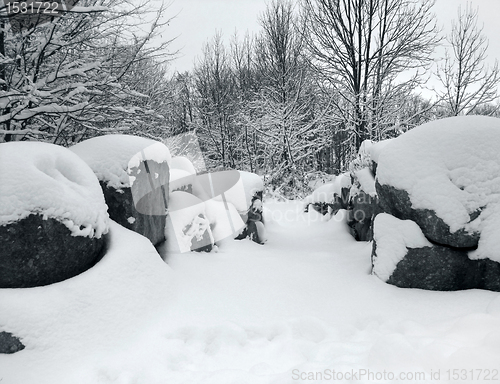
left=232, top=171, right=266, bottom=244
left=372, top=214, right=477, bottom=290
left=372, top=213, right=500, bottom=291
left=169, top=156, right=196, bottom=194
left=376, top=116, right=500, bottom=253
left=70, top=135, right=171, bottom=246
left=0, top=142, right=109, bottom=288
left=193, top=170, right=266, bottom=245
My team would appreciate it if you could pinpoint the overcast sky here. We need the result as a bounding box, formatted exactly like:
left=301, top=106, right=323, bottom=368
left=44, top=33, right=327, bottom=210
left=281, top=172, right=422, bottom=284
left=163, top=0, right=500, bottom=80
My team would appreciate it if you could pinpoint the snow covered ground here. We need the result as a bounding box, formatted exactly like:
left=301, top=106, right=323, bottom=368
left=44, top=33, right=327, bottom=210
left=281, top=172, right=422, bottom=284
left=2, top=201, right=500, bottom=384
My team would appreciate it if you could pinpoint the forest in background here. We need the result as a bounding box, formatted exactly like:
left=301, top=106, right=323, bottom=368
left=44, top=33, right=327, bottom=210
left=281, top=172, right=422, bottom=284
left=1, top=0, right=499, bottom=198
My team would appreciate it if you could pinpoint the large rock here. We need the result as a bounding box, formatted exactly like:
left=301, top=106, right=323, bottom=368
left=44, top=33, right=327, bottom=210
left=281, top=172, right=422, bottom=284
left=376, top=182, right=479, bottom=248
left=0, top=142, right=109, bottom=288
left=372, top=213, right=500, bottom=292
left=0, top=215, right=106, bottom=288
left=383, top=244, right=477, bottom=291
left=375, top=116, right=500, bottom=261
left=70, top=135, right=171, bottom=246
left=347, top=190, right=381, bottom=241
left=101, top=181, right=167, bottom=247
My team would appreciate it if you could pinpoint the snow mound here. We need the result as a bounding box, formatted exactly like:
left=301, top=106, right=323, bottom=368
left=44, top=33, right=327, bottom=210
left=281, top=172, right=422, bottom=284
left=169, top=168, right=195, bottom=193
left=204, top=199, right=245, bottom=242
left=70, top=134, right=171, bottom=190
left=171, top=156, right=196, bottom=175
left=376, top=116, right=500, bottom=261
left=304, top=173, right=352, bottom=207
left=372, top=213, right=432, bottom=281
left=0, top=141, right=109, bottom=238
left=192, top=171, right=263, bottom=213
left=354, top=167, right=376, bottom=196
left=370, top=138, right=395, bottom=164
left=0, top=221, right=173, bottom=384
left=304, top=182, right=337, bottom=206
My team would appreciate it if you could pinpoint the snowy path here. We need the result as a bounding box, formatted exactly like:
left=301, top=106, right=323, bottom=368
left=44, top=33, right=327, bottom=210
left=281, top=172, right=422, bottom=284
left=117, top=201, right=500, bottom=384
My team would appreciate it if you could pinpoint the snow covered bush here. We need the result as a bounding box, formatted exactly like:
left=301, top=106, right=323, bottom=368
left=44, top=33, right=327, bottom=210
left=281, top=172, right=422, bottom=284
left=373, top=115, right=500, bottom=291
left=303, top=173, right=351, bottom=216
left=0, top=141, right=109, bottom=288
left=70, top=134, right=171, bottom=246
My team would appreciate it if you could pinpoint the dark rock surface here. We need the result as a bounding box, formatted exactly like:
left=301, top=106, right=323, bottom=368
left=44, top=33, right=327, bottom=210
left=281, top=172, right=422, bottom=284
left=101, top=182, right=167, bottom=246
left=371, top=217, right=500, bottom=292
left=100, top=157, right=169, bottom=246
left=0, top=331, right=25, bottom=354
left=347, top=191, right=381, bottom=241
left=376, top=181, right=480, bottom=248
left=384, top=244, right=478, bottom=291
left=0, top=214, right=106, bottom=288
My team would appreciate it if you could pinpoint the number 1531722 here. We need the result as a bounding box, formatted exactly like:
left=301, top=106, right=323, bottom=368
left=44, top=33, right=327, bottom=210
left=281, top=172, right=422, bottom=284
left=6, top=2, right=60, bottom=15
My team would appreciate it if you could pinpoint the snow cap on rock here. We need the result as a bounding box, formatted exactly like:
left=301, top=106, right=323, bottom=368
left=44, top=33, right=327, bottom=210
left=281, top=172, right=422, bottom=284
left=0, top=141, right=109, bottom=238
left=70, top=134, right=171, bottom=190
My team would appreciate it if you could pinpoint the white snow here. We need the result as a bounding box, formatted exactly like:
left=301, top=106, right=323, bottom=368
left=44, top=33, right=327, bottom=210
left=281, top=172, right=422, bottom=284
left=70, top=135, right=171, bottom=190
left=0, top=221, right=173, bottom=384
left=169, top=168, right=195, bottom=193
left=0, top=141, right=109, bottom=238
left=171, top=156, right=197, bottom=175
left=376, top=116, right=500, bottom=262
left=2, top=202, right=500, bottom=383
left=0, top=202, right=500, bottom=384
left=370, top=138, right=395, bottom=164
left=354, top=167, right=376, bottom=196
left=204, top=199, right=246, bottom=242
left=165, top=191, right=211, bottom=253
left=372, top=213, right=433, bottom=281
left=304, top=182, right=337, bottom=206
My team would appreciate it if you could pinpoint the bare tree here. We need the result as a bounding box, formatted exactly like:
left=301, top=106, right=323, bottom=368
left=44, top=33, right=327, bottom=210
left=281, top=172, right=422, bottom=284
left=302, top=0, right=440, bottom=153
left=0, top=0, right=175, bottom=144
left=254, top=0, right=327, bottom=197
left=437, top=3, right=500, bottom=116
left=193, top=32, right=238, bottom=169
